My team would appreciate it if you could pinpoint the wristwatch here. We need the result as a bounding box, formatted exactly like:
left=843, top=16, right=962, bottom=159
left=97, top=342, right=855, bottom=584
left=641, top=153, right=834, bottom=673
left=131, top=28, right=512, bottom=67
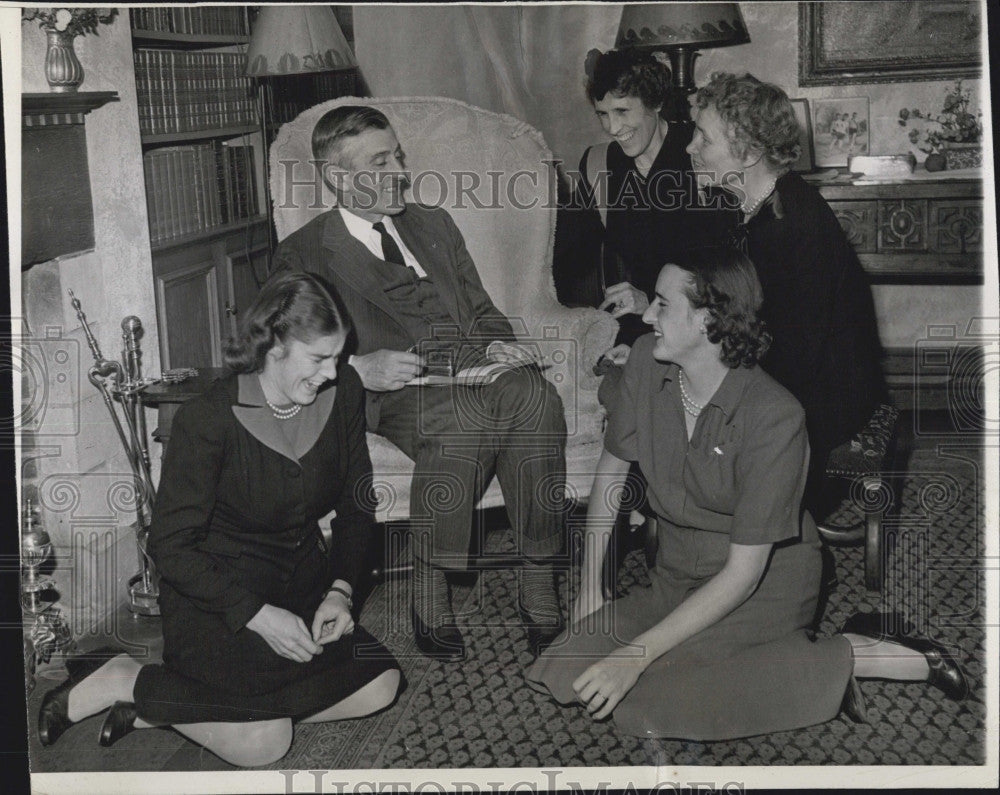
left=326, top=585, right=353, bottom=608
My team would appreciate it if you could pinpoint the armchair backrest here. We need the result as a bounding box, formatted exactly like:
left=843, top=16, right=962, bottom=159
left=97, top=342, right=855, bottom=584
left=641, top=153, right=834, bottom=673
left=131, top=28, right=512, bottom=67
left=270, top=96, right=560, bottom=320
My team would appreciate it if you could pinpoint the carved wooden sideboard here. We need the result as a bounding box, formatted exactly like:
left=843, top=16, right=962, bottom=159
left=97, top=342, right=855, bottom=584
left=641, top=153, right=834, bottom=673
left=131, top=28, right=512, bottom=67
left=816, top=177, right=983, bottom=284
left=814, top=176, right=985, bottom=418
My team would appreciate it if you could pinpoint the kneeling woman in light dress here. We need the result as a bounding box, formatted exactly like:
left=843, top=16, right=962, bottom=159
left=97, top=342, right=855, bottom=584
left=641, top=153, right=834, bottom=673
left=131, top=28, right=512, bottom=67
left=526, top=247, right=967, bottom=739
left=39, top=272, right=401, bottom=765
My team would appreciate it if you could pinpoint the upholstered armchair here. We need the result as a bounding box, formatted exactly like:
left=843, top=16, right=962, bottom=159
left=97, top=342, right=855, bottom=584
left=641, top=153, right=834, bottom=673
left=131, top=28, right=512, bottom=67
left=270, top=96, right=617, bottom=522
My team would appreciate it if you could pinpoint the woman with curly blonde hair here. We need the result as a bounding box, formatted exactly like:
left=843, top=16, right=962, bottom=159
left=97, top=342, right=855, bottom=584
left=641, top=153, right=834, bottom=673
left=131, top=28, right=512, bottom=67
left=687, top=72, right=888, bottom=517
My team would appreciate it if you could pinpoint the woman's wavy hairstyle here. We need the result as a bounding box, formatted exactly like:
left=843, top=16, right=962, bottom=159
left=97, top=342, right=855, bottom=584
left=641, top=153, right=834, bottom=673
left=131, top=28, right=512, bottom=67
left=693, top=72, right=801, bottom=174
left=224, top=271, right=349, bottom=373
left=584, top=47, right=672, bottom=111
left=675, top=246, right=771, bottom=369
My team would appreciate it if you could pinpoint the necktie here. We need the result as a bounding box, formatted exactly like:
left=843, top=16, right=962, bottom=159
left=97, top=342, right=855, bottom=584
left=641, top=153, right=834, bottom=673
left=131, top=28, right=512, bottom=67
left=373, top=221, right=408, bottom=269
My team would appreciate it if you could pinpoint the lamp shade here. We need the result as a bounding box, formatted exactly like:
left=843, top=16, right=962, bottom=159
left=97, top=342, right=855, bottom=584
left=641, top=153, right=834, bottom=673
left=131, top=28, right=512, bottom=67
left=246, top=6, right=357, bottom=76
left=616, top=3, right=750, bottom=50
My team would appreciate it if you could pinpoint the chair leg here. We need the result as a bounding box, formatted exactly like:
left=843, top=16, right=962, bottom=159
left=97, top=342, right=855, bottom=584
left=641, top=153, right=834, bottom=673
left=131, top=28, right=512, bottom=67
left=643, top=516, right=658, bottom=569
left=863, top=508, right=882, bottom=591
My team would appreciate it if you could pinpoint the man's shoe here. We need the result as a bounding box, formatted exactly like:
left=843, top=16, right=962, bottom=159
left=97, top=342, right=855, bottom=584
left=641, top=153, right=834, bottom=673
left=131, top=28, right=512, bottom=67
left=411, top=608, right=465, bottom=661
left=816, top=522, right=865, bottom=545
left=518, top=607, right=564, bottom=658
left=843, top=610, right=969, bottom=701
left=38, top=679, right=76, bottom=747
left=99, top=701, right=137, bottom=747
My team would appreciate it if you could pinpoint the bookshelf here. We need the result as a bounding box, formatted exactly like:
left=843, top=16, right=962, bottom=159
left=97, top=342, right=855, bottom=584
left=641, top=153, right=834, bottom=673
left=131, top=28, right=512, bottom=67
left=132, top=6, right=268, bottom=369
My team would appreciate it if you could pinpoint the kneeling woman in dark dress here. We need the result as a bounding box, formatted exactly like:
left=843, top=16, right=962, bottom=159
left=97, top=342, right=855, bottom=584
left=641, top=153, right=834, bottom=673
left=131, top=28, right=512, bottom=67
left=526, top=248, right=967, bottom=740
left=40, top=271, right=401, bottom=766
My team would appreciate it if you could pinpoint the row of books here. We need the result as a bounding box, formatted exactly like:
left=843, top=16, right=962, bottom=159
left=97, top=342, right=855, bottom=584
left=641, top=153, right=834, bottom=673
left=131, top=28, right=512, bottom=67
left=269, top=71, right=360, bottom=126
left=135, top=50, right=255, bottom=136
left=130, top=7, right=249, bottom=37
left=143, top=143, right=259, bottom=245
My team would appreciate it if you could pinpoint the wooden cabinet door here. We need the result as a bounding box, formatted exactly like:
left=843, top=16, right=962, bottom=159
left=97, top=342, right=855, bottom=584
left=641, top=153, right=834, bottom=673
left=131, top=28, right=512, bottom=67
left=221, top=242, right=270, bottom=338
left=155, top=256, right=224, bottom=370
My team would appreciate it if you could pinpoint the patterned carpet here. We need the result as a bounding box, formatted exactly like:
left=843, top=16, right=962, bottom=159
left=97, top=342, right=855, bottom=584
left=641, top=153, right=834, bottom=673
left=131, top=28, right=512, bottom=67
left=27, top=447, right=986, bottom=771
left=268, top=447, right=987, bottom=769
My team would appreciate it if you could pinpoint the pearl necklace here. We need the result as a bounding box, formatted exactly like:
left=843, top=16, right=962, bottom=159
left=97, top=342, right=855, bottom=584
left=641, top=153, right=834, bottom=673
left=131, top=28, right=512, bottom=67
left=740, top=176, right=777, bottom=220
left=677, top=370, right=704, bottom=418
left=266, top=398, right=301, bottom=420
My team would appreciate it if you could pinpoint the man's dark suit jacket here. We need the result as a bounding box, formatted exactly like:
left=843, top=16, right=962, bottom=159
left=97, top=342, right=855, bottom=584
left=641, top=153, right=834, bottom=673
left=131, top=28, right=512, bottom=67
left=273, top=204, right=517, bottom=428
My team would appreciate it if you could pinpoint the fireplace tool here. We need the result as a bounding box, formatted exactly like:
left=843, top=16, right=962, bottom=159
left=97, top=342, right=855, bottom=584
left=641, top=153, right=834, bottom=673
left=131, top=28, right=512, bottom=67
left=69, top=291, right=159, bottom=616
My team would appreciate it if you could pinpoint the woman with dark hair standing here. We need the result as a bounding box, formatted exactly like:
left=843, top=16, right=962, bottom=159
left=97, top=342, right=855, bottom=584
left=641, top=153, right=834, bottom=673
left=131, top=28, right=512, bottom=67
left=38, top=271, right=401, bottom=766
left=527, top=248, right=966, bottom=739
left=563, top=47, right=735, bottom=351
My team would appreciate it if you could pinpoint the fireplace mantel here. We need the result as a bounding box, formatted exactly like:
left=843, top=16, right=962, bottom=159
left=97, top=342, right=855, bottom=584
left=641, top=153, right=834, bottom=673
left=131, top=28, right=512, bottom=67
left=21, top=91, right=119, bottom=269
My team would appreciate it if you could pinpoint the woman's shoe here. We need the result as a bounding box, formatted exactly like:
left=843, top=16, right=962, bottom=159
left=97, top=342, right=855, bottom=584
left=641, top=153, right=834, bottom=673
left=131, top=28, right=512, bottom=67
left=38, top=678, right=76, bottom=747
left=99, top=701, right=137, bottom=747
left=839, top=676, right=868, bottom=723
left=843, top=610, right=970, bottom=701
left=65, top=646, right=126, bottom=684
left=411, top=607, right=465, bottom=661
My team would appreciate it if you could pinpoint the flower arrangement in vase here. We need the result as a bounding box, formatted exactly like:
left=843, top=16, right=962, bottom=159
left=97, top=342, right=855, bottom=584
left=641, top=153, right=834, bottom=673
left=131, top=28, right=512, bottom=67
left=22, top=8, right=119, bottom=92
left=898, top=80, right=983, bottom=172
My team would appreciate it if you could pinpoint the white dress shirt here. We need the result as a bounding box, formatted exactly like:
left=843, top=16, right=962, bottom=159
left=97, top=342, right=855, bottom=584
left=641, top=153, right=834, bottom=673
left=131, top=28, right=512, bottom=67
left=338, top=207, right=427, bottom=278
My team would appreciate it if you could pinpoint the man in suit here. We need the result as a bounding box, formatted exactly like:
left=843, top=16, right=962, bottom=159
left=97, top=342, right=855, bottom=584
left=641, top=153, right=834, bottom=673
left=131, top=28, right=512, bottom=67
left=274, top=106, right=566, bottom=660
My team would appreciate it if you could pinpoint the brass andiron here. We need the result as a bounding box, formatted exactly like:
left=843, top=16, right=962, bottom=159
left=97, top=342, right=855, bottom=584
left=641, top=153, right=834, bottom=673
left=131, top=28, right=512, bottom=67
left=22, top=499, right=72, bottom=695
left=69, top=291, right=160, bottom=616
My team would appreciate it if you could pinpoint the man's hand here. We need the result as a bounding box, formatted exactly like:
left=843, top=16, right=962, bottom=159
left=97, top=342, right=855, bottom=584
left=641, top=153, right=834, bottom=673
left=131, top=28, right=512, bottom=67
left=350, top=349, right=424, bottom=391
left=599, top=282, right=649, bottom=319
left=598, top=343, right=631, bottom=368
left=572, top=650, right=647, bottom=720
left=486, top=340, right=543, bottom=367
left=311, top=591, right=355, bottom=645
left=246, top=604, right=322, bottom=663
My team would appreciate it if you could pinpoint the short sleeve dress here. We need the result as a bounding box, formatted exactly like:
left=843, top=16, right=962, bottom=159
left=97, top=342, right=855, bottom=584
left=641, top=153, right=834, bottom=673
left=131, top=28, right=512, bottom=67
left=132, top=367, right=398, bottom=724
left=526, top=334, right=853, bottom=740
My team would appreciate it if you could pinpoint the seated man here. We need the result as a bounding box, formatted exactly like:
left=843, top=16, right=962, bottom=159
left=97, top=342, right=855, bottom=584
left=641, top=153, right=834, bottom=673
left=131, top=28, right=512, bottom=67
left=274, top=106, right=566, bottom=661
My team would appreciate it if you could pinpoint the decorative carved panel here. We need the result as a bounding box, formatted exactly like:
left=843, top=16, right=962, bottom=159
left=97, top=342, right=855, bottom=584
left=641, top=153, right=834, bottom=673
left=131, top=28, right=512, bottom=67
left=878, top=199, right=928, bottom=252
left=828, top=200, right=876, bottom=252
left=932, top=201, right=983, bottom=254
left=816, top=178, right=981, bottom=283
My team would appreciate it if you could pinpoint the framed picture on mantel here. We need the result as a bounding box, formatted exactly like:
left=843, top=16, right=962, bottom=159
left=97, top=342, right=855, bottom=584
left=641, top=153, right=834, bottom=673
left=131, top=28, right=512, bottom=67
left=799, top=1, right=982, bottom=86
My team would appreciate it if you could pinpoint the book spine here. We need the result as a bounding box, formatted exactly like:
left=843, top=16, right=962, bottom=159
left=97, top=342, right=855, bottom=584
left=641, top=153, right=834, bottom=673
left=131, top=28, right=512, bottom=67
left=150, top=150, right=168, bottom=243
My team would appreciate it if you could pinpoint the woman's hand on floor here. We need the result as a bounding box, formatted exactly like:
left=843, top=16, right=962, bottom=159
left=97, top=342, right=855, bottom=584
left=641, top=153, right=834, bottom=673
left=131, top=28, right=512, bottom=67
left=572, top=651, right=646, bottom=720
left=247, top=603, right=322, bottom=662
left=311, top=591, right=355, bottom=644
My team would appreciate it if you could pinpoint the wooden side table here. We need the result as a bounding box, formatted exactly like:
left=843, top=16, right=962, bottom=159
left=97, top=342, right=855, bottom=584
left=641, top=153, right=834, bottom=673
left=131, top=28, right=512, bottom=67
left=140, top=368, right=228, bottom=447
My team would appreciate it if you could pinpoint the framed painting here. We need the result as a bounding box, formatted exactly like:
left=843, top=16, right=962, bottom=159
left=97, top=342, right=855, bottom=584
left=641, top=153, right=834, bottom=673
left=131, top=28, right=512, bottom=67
left=788, top=98, right=814, bottom=173
left=799, top=1, right=982, bottom=86
left=811, top=96, right=870, bottom=169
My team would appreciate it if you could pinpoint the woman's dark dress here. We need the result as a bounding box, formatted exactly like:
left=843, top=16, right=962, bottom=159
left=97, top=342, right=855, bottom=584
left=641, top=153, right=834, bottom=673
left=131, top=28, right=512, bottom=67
left=133, top=366, right=397, bottom=724
left=553, top=121, right=737, bottom=339
left=730, top=173, right=889, bottom=502
left=526, top=334, right=852, bottom=740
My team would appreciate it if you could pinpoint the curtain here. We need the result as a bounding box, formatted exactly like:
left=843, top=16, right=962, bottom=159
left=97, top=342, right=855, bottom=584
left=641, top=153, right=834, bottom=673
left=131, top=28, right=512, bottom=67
left=354, top=5, right=622, bottom=169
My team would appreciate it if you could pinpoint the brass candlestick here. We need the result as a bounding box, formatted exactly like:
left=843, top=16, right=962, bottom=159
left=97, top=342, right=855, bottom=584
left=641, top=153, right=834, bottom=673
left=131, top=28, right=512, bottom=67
left=21, top=500, right=72, bottom=695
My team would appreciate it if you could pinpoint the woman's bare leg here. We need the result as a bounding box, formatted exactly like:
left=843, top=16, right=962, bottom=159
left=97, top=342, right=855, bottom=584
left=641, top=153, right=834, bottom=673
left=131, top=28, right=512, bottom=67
left=845, top=633, right=931, bottom=680
left=300, top=668, right=401, bottom=723
left=65, top=653, right=292, bottom=766
left=172, top=719, right=293, bottom=767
